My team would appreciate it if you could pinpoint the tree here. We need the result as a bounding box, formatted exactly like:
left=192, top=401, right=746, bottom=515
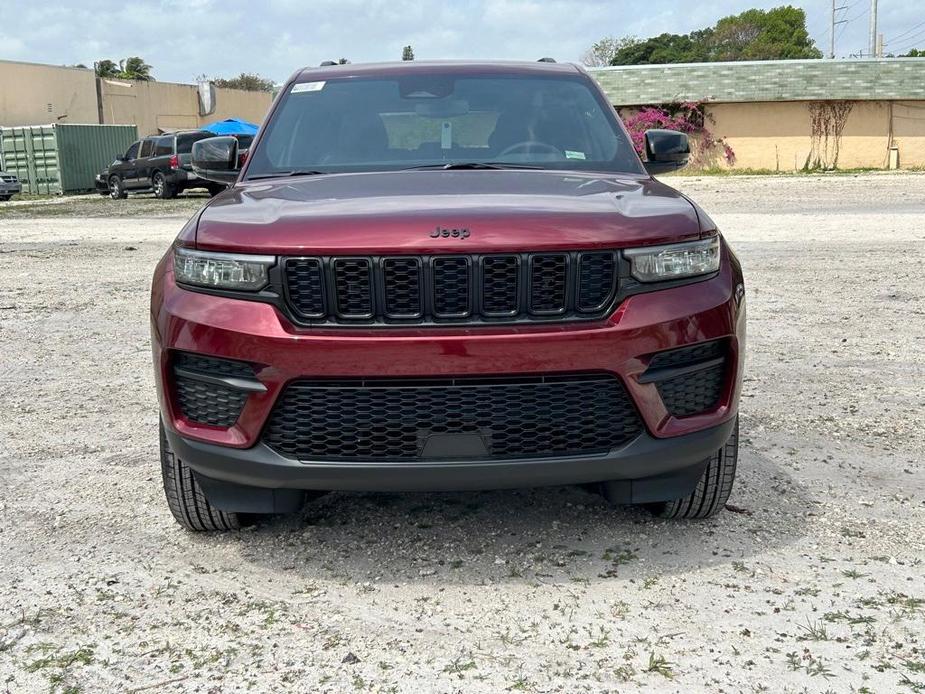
left=402, top=45, right=415, bottom=61
left=119, top=56, right=153, bottom=80
left=612, top=31, right=713, bottom=64
left=606, top=5, right=821, bottom=65
left=581, top=36, right=639, bottom=67
left=210, top=72, right=275, bottom=92
left=94, top=60, right=120, bottom=78
left=337, top=57, right=350, bottom=64
left=711, top=6, right=821, bottom=61
left=899, top=48, right=924, bottom=57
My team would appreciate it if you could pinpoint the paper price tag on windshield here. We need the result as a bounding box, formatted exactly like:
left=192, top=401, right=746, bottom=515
left=292, top=82, right=326, bottom=94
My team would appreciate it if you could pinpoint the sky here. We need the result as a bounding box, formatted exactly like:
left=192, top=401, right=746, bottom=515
left=1, top=0, right=922, bottom=84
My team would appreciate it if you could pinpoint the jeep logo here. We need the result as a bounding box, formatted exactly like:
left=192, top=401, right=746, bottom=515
left=430, top=226, right=470, bottom=239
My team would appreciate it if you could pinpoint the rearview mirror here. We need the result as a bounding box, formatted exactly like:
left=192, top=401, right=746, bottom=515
left=643, top=129, right=690, bottom=175
left=191, top=136, right=240, bottom=185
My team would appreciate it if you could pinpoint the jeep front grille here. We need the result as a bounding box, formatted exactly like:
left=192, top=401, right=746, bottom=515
left=283, top=251, right=618, bottom=326
left=262, top=373, right=642, bottom=461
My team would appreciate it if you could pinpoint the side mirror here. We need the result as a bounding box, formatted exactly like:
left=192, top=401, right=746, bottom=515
left=643, top=129, right=690, bottom=175
left=191, top=136, right=240, bottom=185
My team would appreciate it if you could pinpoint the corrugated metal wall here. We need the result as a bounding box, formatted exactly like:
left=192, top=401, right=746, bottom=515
left=56, top=124, right=137, bottom=192
left=0, top=123, right=137, bottom=194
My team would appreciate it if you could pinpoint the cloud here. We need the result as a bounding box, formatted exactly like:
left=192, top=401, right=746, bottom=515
left=0, top=1, right=919, bottom=83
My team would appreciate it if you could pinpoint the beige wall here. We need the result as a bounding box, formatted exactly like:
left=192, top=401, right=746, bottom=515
left=704, top=100, right=925, bottom=171
left=0, top=61, right=99, bottom=127
left=99, top=79, right=199, bottom=133
left=1, top=59, right=272, bottom=135
left=210, top=87, right=273, bottom=129
left=99, top=79, right=272, bottom=135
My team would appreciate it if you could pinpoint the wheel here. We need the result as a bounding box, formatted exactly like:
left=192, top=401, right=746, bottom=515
left=160, top=421, right=242, bottom=531
left=108, top=175, right=127, bottom=200
left=152, top=171, right=176, bottom=199
left=0, top=195, right=10, bottom=202
left=207, top=183, right=226, bottom=197
left=648, top=417, right=739, bottom=519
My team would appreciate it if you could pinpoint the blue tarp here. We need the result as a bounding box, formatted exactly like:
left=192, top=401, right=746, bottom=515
left=201, top=118, right=259, bottom=135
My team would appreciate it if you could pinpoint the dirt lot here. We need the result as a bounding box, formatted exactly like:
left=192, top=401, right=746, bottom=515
left=1, top=175, right=923, bottom=693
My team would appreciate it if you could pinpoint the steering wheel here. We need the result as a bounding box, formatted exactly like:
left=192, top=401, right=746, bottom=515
left=498, top=141, right=562, bottom=158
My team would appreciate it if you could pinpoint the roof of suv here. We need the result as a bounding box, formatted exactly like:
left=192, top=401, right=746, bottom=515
left=293, top=60, right=583, bottom=82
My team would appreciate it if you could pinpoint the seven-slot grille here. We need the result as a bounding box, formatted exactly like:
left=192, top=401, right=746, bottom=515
left=262, top=373, right=643, bottom=462
left=283, top=252, right=618, bottom=325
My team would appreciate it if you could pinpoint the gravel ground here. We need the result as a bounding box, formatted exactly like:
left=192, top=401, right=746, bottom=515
left=1, top=175, right=923, bottom=693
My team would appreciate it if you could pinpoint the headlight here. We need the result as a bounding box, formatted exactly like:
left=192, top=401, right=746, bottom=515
left=173, top=247, right=274, bottom=291
left=624, top=236, right=720, bottom=282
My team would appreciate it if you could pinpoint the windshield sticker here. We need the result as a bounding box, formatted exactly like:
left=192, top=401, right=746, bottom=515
left=565, top=150, right=586, bottom=160
left=441, top=122, right=452, bottom=150
left=291, top=81, right=326, bottom=94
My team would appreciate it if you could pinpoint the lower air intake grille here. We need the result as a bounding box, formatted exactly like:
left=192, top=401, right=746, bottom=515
left=656, top=365, right=726, bottom=417
left=174, top=379, right=248, bottom=427
left=263, top=374, right=642, bottom=461
left=643, top=340, right=729, bottom=417
left=172, top=352, right=255, bottom=427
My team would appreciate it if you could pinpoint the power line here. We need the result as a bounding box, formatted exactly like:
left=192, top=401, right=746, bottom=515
left=885, top=20, right=925, bottom=46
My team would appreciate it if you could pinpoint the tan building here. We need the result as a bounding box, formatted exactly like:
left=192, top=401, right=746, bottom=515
left=589, top=58, right=925, bottom=171
left=0, top=59, right=272, bottom=135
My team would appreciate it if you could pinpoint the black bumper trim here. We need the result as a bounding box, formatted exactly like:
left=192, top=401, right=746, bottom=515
left=165, top=417, right=736, bottom=494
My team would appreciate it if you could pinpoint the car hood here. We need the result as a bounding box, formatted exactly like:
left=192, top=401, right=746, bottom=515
left=194, top=170, right=703, bottom=254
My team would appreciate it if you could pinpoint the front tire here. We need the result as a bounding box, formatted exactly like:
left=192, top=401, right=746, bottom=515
left=108, top=175, right=127, bottom=200
left=160, top=421, right=242, bottom=531
left=0, top=195, right=11, bottom=202
left=648, top=417, right=739, bottom=519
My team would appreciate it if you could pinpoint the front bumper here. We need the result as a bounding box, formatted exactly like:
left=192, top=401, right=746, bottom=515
left=0, top=183, right=21, bottom=196
left=152, top=244, right=745, bottom=495
left=166, top=418, right=735, bottom=512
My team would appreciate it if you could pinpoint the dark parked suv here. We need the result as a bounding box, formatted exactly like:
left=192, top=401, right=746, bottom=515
left=108, top=130, right=225, bottom=199
left=152, top=60, right=745, bottom=531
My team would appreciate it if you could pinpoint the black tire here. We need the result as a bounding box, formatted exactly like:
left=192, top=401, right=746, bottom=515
left=108, top=175, right=127, bottom=200
left=648, top=417, right=739, bottom=519
left=207, top=183, right=226, bottom=197
left=160, top=421, right=242, bottom=531
left=0, top=195, right=10, bottom=202
left=152, top=171, right=176, bottom=199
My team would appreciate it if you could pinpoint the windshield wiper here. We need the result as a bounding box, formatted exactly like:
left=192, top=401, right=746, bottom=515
left=247, top=170, right=329, bottom=180
left=404, top=162, right=544, bottom=171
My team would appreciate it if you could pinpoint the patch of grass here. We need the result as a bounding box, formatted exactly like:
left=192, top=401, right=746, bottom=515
left=26, top=645, right=94, bottom=672
left=899, top=673, right=925, bottom=692
left=444, top=656, right=477, bottom=676
left=645, top=652, right=674, bottom=679
left=786, top=649, right=834, bottom=678
left=797, top=618, right=829, bottom=642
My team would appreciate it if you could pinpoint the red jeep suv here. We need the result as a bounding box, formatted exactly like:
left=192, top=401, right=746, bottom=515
left=151, top=60, right=745, bottom=531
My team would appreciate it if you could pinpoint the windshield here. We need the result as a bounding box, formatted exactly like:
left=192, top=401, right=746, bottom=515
left=245, top=73, right=642, bottom=177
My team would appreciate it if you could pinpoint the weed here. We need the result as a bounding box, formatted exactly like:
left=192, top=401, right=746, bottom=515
left=798, top=618, right=829, bottom=641
left=645, top=652, right=674, bottom=679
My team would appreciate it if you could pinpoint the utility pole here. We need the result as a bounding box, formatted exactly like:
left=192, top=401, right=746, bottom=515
left=877, top=32, right=884, bottom=58
left=830, top=0, right=849, bottom=58
left=869, top=0, right=879, bottom=58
